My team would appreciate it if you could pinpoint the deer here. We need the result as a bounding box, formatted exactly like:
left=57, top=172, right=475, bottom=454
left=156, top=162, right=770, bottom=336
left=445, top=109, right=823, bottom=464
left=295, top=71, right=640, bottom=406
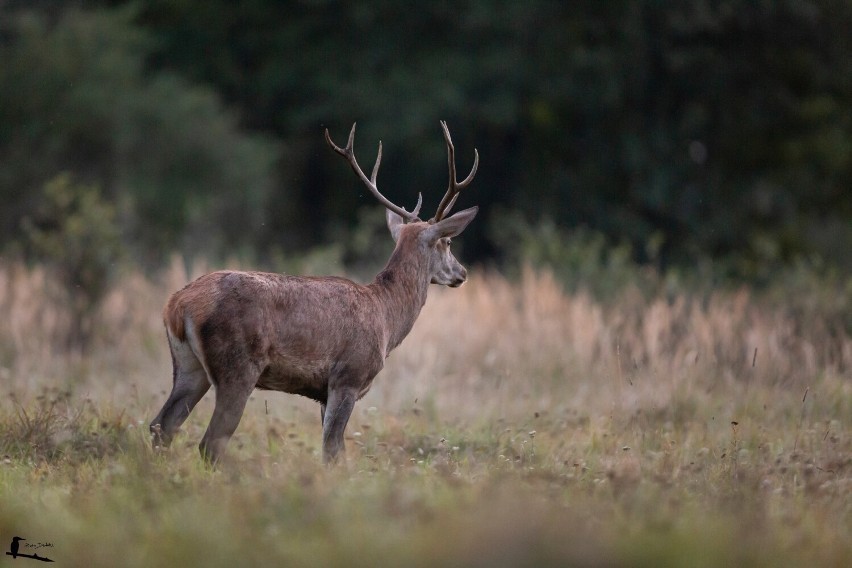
left=150, top=121, right=479, bottom=465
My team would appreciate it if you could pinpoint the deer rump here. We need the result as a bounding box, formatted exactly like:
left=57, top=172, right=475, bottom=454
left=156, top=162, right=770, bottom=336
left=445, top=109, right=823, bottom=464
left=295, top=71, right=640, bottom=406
left=165, top=270, right=386, bottom=405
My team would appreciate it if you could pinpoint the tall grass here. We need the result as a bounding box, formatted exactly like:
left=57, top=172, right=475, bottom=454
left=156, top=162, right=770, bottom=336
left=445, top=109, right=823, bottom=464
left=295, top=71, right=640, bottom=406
left=0, top=259, right=849, bottom=566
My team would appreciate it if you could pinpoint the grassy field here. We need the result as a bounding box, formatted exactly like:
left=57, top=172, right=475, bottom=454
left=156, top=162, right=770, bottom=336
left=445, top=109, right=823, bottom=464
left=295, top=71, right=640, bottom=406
left=0, top=261, right=849, bottom=567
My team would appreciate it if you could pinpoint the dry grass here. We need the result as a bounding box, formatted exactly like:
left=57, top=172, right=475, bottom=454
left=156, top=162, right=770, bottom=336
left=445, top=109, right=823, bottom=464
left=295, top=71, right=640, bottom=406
left=0, top=260, right=849, bottom=567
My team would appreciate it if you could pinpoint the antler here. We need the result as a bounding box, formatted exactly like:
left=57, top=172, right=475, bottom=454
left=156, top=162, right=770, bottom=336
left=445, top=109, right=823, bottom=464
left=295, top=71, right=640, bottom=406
left=432, top=120, right=479, bottom=222
left=325, top=123, right=422, bottom=222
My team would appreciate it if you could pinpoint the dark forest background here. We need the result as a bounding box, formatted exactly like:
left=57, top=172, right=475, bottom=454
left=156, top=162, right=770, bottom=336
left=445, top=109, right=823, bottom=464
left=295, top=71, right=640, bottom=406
left=2, top=1, right=850, bottom=293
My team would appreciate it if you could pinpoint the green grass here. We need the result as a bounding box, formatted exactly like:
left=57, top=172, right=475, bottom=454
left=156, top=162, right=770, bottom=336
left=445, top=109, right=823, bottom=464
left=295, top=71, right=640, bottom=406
left=1, top=377, right=849, bottom=568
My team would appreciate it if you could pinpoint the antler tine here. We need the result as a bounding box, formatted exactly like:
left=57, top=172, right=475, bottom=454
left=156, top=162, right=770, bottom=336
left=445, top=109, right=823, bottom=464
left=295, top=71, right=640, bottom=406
left=323, top=123, right=352, bottom=156
left=433, top=120, right=479, bottom=222
left=411, top=192, right=423, bottom=218
left=325, top=123, right=420, bottom=222
left=371, top=140, right=382, bottom=184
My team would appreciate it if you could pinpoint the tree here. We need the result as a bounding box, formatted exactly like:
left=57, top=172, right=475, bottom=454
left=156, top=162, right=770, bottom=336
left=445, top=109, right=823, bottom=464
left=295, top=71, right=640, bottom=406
left=127, top=0, right=852, bottom=277
left=4, top=1, right=851, bottom=280
left=0, top=6, right=279, bottom=262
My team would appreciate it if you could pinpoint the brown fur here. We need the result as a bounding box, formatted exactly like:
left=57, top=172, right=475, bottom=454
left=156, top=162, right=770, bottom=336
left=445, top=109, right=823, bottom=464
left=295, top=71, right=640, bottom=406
left=161, top=228, right=432, bottom=399
left=151, top=212, right=476, bottom=464
left=163, top=272, right=224, bottom=343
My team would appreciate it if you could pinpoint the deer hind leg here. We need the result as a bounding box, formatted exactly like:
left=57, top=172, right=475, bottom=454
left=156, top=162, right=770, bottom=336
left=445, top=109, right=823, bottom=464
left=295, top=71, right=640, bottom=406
left=322, top=387, right=357, bottom=465
left=150, top=337, right=211, bottom=448
left=198, top=365, right=257, bottom=464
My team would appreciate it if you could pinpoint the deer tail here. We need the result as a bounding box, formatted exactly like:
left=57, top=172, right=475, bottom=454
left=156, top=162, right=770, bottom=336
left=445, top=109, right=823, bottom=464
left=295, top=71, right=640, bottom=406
left=163, top=294, right=187, bottom=342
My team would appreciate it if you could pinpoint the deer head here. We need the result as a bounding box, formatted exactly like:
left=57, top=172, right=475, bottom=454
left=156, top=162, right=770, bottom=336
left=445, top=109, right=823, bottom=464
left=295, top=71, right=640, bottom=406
left=324, top=121, right=479, bottom=288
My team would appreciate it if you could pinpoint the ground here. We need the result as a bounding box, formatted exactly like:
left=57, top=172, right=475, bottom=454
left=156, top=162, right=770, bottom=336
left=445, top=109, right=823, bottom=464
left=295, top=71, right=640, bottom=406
left=0, top=264, right=849, bottom=567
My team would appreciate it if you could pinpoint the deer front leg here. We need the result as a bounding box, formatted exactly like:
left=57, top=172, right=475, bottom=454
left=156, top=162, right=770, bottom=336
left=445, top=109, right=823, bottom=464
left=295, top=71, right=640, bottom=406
left=322, top=387, right=356, bottom=465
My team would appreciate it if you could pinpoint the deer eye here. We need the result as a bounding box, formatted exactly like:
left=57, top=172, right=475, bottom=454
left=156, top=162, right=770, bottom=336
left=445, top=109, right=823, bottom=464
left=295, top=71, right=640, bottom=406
left=445, top=238, right=452, bottom=246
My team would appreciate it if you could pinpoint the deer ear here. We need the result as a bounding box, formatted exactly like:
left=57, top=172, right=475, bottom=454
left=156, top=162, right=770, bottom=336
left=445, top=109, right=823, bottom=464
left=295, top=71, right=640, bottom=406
left=424, top=206, right=478, bottom=242
left=386, top=208, right=404, bottom=242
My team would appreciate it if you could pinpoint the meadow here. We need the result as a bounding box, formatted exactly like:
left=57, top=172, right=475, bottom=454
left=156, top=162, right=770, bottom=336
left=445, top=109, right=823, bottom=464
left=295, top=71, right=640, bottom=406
left=0, top=260, right=849, bottom=567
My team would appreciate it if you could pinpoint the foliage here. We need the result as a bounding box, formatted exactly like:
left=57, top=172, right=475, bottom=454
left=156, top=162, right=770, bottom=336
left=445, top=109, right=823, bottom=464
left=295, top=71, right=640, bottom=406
left=0, top=6, right=279, bottom=261
left=21, top=173, right=124, bottom=350
left=491, top=210, right=852, bottom=338
left=1, top=0, right=851, bottom=309
left=120, top=0, right=852, bottom=276
left=490, top=209, right=654, bottom=300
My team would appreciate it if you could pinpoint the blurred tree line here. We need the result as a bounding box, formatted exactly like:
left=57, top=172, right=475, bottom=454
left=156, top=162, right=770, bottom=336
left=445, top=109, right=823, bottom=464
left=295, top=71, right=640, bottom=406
left=2, top=0, right=850, bottom=287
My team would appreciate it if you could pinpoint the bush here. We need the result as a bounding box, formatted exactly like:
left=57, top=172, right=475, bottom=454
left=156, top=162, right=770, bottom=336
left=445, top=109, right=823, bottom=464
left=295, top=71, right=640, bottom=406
left=491, top=210, right=852, bottom=337
left=490, top=209, right=657, bottom=300
left=22, top=173, right=124, bottom=350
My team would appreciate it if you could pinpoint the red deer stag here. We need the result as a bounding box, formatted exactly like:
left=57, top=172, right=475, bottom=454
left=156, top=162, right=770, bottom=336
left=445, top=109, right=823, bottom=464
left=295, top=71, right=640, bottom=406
left=150, top=121, right=479, bottom=464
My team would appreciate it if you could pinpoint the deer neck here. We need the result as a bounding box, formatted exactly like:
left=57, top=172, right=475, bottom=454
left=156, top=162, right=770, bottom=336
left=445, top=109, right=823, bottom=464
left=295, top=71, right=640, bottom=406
left=369, top=241, right=430, bottom=353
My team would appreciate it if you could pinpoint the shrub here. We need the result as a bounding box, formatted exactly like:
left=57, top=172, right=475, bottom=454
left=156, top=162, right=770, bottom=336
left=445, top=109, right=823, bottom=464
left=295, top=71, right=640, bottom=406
left=21, top=173, right=124, bottom=350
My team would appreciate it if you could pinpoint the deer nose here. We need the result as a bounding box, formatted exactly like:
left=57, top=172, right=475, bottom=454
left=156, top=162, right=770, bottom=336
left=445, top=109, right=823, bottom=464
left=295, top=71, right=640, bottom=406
left=450, top=266, right=467, bottom=287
